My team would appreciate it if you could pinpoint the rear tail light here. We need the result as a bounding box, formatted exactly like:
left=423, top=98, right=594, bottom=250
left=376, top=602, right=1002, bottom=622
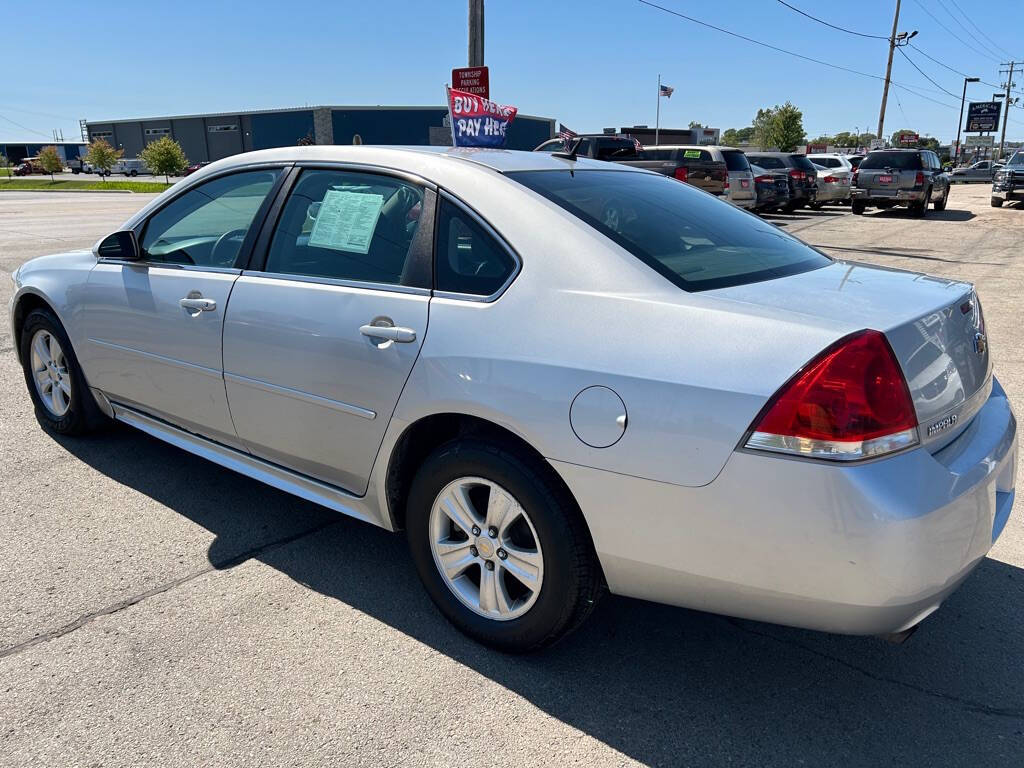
left=915, top=171, right=925, bottom=186
left=852, top=169, right=859, bottom=186
left=724, top=177, right=730, bottom=190
left=789, top=169, right=806, bottom=181
left=744, top=330, right=918, bottom=461
left=674, top=166, right=688, bottom=183
left=754, top=175, right=771, bottom=183
left=823, top=175, right=836, bottom=184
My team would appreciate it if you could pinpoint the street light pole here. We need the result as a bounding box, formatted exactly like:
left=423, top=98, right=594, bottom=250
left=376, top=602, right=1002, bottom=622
left=955, top=76, right=980, bottom=165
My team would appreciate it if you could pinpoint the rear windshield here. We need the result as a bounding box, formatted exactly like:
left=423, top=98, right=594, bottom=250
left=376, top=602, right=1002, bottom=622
left=789, top=155, right=817, bottom=172
left=722, top=151, right=750, bottom=171
left=596, top=139, right=640, bottom=161
left=859, top=151, right=922, bottom=170
left=508, top=169, right=830, bottom=292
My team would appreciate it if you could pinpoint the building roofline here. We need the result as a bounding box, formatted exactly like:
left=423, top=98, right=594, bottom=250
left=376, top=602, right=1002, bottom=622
left=0, top=140, right=87, bottom=146
left=86, top=105, right=555, bottom=126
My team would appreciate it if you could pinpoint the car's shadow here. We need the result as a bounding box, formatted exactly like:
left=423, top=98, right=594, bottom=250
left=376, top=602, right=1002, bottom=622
left=866, top=208, right=976, bottom=222
left=52, top=423, right=1024, bottom=766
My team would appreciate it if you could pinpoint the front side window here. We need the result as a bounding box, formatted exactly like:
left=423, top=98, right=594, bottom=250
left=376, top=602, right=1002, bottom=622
left=436, top=199, right=516, bottom=296
left=264, top=169, right=425, bottom=286
left=596, top=139, right=639, bottom=161
left=509, top=169, right=830, bottom=292
left=749, top=155, right=784, bottom=169
left=140, top=169, right=281, bottom=267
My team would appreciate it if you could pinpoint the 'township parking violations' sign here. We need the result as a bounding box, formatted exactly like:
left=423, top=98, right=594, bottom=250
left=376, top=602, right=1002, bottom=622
left=445, top=87, right=518, bottom=148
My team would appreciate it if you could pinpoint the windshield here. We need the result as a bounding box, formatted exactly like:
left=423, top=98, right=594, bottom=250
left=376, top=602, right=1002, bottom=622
left=508, top=169, right=830, bottom=292
left=859, top=151, right=922, bottom=170
left=1006, top=151, right=1024, bottom=167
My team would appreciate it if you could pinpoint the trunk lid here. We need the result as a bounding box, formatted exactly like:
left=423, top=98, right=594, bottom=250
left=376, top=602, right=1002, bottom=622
left=707, top=261, right=991, bottom=450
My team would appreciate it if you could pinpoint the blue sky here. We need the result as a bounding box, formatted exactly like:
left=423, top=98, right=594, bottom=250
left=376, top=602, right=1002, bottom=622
left=3, top=0, right=1022, bottom=144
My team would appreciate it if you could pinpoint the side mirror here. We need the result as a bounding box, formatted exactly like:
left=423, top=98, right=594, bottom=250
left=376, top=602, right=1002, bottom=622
left=97, top=230, right=140, bottom=261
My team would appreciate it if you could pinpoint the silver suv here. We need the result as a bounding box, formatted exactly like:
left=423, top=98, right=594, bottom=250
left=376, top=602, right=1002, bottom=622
left=851, top=149, right=950, bottom=217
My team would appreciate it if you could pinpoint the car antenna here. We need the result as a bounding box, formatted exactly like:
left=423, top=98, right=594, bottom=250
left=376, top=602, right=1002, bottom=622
left=552, top=138, right=581, bottom=162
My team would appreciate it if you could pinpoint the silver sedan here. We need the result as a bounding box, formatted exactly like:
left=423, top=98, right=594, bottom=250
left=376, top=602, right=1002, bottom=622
left=9, top=146, right=1017, bottom=651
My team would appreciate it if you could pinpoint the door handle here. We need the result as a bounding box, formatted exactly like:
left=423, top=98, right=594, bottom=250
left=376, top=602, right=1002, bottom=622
left=360, top=324, right=417, bottom=343
left=179, top=297, right=217, bottom=312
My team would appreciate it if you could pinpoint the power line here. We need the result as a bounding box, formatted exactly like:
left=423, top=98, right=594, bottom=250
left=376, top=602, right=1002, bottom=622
left=907, top=0, right=1000, bottom=63
left=896, top=46, right=961, bottom=99
left=946, top=0, right=1018, bottom=60
left=934, top=0, right=1006, bottom=62
left=0, top=113, right=55, bottom=140
left=774, top=1, right=888, bottom=40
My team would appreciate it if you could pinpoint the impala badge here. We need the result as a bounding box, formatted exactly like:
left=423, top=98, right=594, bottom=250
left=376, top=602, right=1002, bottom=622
left=927, top=413, right=958, bottom=437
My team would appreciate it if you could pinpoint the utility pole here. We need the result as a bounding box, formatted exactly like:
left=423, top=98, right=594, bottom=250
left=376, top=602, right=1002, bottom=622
left=877, top=0, right=901, bottom=140
left=998, top=61, right=1020, bottom=161
left=468, top=0, right=484, bottom=68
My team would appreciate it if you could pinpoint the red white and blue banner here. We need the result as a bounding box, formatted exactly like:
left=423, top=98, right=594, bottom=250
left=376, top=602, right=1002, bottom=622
left=446, top=87, right=518, bottom=148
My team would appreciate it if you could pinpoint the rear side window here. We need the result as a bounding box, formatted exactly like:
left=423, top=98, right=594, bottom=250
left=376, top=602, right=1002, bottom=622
left=596, top=138, right=639, bottom=161
left=859, top=152, right=923, bottom=170
left=790, top=155, right=816, bottom=172
left=510, top=169, right=830, bottom=292
left=722, top=151, right=750, bottom=171
left=264, top=169, right=425, bottom=286
left=642, top=148, right=676, bottom=161
left=436, top=199, right=517, bottom=297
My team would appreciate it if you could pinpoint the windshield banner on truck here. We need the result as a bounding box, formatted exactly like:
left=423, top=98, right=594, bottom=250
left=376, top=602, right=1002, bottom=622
left=446, top=87, right=518, bottom=148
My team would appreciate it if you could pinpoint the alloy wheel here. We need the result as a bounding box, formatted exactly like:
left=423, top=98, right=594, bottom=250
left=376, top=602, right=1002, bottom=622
left=29, top=329, right=72, bottom=417
left=428, top=476, right=544, bottom=621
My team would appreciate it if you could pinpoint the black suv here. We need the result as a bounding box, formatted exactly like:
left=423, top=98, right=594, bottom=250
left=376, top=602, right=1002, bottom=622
left=991, top=149, right=1024, bottom=207
left=744, top=152, right=818, bottom=212
left=850, top=149, right=950, bottom=216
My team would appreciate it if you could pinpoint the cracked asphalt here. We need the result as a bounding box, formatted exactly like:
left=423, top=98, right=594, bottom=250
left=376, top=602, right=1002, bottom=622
left=1, top=185, right=1023, bottom=767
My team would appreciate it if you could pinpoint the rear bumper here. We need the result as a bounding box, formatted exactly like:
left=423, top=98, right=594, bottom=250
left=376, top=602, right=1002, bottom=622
left=850, top=187, right=926, bottom=206
left=814, top=185, right=851, bottom=203
left=556, top=377, right=1017, bottom=635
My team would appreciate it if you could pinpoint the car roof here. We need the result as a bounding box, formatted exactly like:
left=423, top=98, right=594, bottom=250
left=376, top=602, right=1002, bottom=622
left=189, top=145, right=637, bottom=179
left=746, top=151, right=804, bottom=156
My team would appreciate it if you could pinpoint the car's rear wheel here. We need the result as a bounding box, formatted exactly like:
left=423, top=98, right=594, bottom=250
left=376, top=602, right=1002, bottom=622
left=852, top=200, right=866, bottom=215
left=19, top=308, right=104, bottom=435
left=406, top=438, right=602, bottom=652
left=934, top=186, right=949, bottom=211
left=909, top=190, right=929, bottom=217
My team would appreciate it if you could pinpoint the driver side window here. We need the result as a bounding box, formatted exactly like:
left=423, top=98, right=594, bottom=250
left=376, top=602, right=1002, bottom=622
left=140, top=169, right=281, bottom=267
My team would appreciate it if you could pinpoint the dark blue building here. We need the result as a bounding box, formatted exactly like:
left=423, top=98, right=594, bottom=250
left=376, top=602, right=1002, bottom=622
left=85, top=105, right=555, bottom=163
left=0, top=141, right=86, bottom=165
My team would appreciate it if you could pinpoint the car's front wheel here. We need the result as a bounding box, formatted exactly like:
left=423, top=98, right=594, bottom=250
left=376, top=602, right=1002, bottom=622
left=406, top=438, right=602, bottom=652
left=19, top=308, right=104, bottom=435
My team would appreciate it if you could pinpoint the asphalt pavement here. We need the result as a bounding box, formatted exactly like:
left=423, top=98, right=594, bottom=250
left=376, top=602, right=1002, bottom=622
left=1, top=185, right=1023, bottom=767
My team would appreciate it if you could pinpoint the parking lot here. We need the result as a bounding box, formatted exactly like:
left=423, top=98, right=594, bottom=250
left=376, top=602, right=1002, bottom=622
left=1, top=184, right=1023, bottom=766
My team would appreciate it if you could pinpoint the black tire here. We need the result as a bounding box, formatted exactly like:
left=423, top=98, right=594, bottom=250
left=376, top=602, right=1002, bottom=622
left=808, top=202, right=823, bottom=210
left=909, top=190, right=929, bottom=218
left=19, top=308, right=105, bottom=435
left=991, top=197, right=1004, bottom=208
left=852, top=200, right=866, bottom=215
left=934, top=186, right=949, bottom=211
left=406, top=438, right=603, bottom=652
left=130, top=169, right=138, bottom=177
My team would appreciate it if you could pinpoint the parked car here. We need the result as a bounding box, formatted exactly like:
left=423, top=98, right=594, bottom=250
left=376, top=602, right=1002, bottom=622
left=991, top=149, right=1024, bottom=207
left=641, top=145, right=754, bottom=207
left=10, top=146, right=1016, bottom=652
left=850, top=149, right=950, bottom=216
left=66, top=157, right=84, bottom=174
left=80, top=162, right=112, bottom=177
left=847, top=154, right=866, bottom=170
left=535, top=136, right=730, bottom=197
left=183, top=161, right=212, bottom=177
left=749, top=163, right=791, bottom=212
left=950, top=160, right=1000, bottom=184
left=809, top=162, right=852, bottom=207
left=744, top=152, right=818, bottom=211
left=807, top=153, right=855, bottom=174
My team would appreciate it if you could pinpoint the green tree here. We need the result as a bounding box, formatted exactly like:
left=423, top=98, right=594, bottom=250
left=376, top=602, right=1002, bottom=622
left=721, top=126, right=755, bottom=147
left=688, top=120, right=703, bottom=129
left=752, top=102, right=806, bottom=151
left=37, top=145, right=63, bottom=182
left=809, top=135, right=834, bottom=146
left=139, top=136, right=188, bottom=183
left=84, top=138, right=122, bottom=181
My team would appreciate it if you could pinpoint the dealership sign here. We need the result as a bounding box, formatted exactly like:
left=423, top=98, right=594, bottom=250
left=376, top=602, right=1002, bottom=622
left=965, top=135, right=995, bottom=147
left=897, top=132, right=919, bottom=145
left=451, top=66, right=489, bottom=99
left=966, top=101, right=1001, bottom=132
left=445, top=87, right=518, bottom=148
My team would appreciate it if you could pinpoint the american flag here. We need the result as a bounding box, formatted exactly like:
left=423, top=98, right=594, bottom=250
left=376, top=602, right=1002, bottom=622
left=558, top=123, right=578, bottom=150
left=660, top=83, right=674, bottom=98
